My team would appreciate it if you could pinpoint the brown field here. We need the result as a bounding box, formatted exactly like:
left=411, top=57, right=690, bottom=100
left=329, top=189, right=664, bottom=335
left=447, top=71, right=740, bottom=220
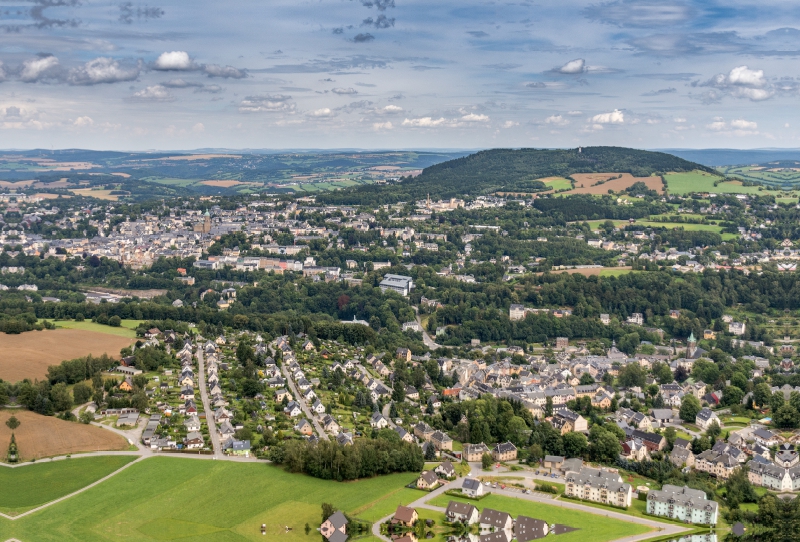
left=567, top=173, right=664, bottom=195
left=0, top=410, right=128, bottom=459
left=33, top=193, right=72, bottom=199
left=199, top=180, right=244, bottom=187
left=0, top=180, right=36, bottom=188
left=0, top=329, right=134, bottom=382
left=34, top=179, right=73, bottom=188
left=68, top=189, right=119, bottom=201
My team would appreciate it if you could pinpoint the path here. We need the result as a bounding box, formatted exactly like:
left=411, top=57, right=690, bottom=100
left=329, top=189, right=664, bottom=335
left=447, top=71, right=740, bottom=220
left=280, top=362, right=328, bottom=440
left=414, top=308, right=441, bottom=350
left=196, top=345, right=223, bottom=457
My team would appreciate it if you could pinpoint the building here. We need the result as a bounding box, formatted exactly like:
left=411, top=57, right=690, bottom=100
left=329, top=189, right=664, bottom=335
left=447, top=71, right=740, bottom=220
left=509, top=304, right=526, bottom=321
left=555, top=337, right=569, bottom=349
left=729, top=321, right=746, bottom=336
left=461, top=478, right=484, bottom=497
left=379, top=274, right=414, bottom=296
left=564, top=467, right=632, bottom=508
left=695, top=408, right=720, bottom=431
left=479, top=508, right=513, bottom=532
left=694, top=449, right=738, bottom=480
left=515, top=516, right=549, bottom=542
left=392, top=505, right=418, bottom=527
left=445, top=501, right=480, bottom=524
left=464, top=442, right=491, bottom=462
left=670, top=447, right=695, bottom=468
left=492, top=441, right=517, bottom=461
left=416, top=470, right=439, bottom=490
left=321, top=511, right=349, bottom=542
left=646, top=485, right=718, bottom=525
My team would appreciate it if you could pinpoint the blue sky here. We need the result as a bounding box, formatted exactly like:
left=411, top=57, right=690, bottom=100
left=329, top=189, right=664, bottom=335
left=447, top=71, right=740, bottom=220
left=0, top=0, right=798, bottom=150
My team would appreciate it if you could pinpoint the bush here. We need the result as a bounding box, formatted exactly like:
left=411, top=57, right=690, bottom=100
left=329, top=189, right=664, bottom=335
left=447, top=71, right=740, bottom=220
left=536, top=482, right=559, bottom=494
left=108, top=315, right=121, bottom=327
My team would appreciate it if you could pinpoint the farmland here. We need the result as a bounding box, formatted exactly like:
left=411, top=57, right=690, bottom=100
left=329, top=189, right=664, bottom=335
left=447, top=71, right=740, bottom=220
left=44, top=318, right=142, bottom=338
left=0, top=410, right=129, bottom=460
left=0, top=456, right=136, bottom=515
left=427, top=493, right=651, bottom=542
left=663, top=170, right=788, bottom=196
left=0, top=329, right=135, bottom=382
left=566, top=173, right=664, bottom=195
left=0, top=457, right=419, bottom=541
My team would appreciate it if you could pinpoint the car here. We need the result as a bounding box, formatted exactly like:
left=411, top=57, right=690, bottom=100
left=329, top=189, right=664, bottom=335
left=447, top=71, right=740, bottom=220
left=492, top=483, right=497, bottom=488
left=484, top=482, right=491, bottom=486
left=524, top=489, right=531, bottom=494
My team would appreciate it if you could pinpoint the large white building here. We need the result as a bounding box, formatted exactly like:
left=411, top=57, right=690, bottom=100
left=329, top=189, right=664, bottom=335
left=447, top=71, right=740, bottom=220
left=379, top=274, right=414, bottom=296
left=564, top=467, right=632, bottom=508
left=646, top=485, right=718, bottom=525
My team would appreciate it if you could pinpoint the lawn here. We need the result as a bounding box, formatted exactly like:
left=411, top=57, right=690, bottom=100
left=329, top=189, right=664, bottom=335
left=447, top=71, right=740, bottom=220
left=427, top=493, right=651, bottom=542
left=0, top=457, right=419, bottom=541
left=665, top=170, right=781, bottom=196
left=0, top=456, right=136, bottom=515
left=540, top=177, right=573, bottom=191
left=43, top=319, right=142, bottom=338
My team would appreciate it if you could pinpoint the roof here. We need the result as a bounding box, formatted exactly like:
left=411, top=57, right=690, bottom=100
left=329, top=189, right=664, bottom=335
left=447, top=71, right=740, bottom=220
left=326, top=511, right=348, bottom=530
left=393, top=505, right=417, bottom=523
left=419, top=470, right=439, bottom=485
left=462, top=478, right=481, bottom=490
left=515, top=515, right=549, bottom=542
left=479, top=507, right=512, bottom=528
left=445, top=500, right=478, bottom=518
left=494, top=441, right=517, bottom=453
left=544, top=455, right=565, bottom=463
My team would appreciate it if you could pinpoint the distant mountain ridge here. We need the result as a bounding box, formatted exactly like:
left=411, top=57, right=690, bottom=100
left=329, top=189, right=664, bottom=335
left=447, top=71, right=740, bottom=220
left=318, top=146, right=711, bottom=205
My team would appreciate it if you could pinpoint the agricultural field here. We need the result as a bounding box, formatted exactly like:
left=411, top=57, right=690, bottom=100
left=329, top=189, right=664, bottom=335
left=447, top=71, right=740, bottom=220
left=718, top=162, right=800, bottom=188
left=0, top=410, right=129, bottom=460
left=0, top=456, right=136, bottom=515
left=540, top=177, right=573, bottom=191
left=68, top=189, right=120, bottom=201
left=664, top=170, right=787, bottom=196
left=44, top=318, right=142, bottom=338
left=0, top=328, right=135, bottom=381
left=427, top=493, right=651, bottom=542
left=567, top=173, right=664, bottom=195
left=0, top=457, right=419, bottom=541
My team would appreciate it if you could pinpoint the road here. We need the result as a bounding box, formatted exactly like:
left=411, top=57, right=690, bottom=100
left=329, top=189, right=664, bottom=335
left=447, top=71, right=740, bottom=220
left=371, top=470, right=692, bottom=542
left=280, top=362, right=329, bottom=440
left=196, top=345, right=223, bottom=457
left=414, top=308, right=441, bottom=350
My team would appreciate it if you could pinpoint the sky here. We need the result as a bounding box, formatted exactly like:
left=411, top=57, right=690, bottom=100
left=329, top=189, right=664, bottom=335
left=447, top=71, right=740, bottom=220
left=0, top=0, right=799, bottom=150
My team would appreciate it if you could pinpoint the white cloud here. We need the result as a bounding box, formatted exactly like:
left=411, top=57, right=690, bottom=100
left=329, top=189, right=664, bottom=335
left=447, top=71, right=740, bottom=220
left=545, top=114, right=568, bottom=126
left=332, top=87, right=358, bottom=95
left=192, top=123, right=205, bottom=132
left=706, top=117, right=759, bottom=136
left=727, top=66, right=766, bottom=87
left=130, top=85, right=175, bottom=102
left=730, top=118, right=757, bottom=130
left=307, top=108, right=335, bottom=117
left=73, top=116, right=93, bottom=127
left=154, top=51, right=195, bottom=71
left=203, top=64, right=246, bottom=79
left=20, top=55, right=60, bottom=82
left=238, top=94, right=295, bottom=113
left=68, top=57, right=140, bottom=85
left=402, top=117, right=447, bottom=127
left=786, top=123, right=791, bottom=128
left=502, top=120, right=519, bottom=128
left=567, top=110, right=583, bottom=116
left=591, top=109, right=624, bottom=124
left=373, top=121, right=393, bottom=130
left=461, top=113, right=489, bottom=122
left=674, top=117, right=686, bottom=123
left=381, top=105, right=403, bottom=113
left=698, top=65, right=774, bottom=102
left=557, top=58, right=586, bottom=74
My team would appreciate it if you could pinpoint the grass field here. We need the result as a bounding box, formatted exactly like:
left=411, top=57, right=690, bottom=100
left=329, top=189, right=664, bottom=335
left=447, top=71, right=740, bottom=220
left=0, top=328, right=135, bottom=381
left=664, top=170, right=785, bottom=196
left=540, top=177, right=573, bottom=191
left=44, top=319, right=142, bottom=338
left=0, top=456, right=136, bottom=515
left=0, top=410, right=129, bottom=460
left=0, top=457, right=419, bottom=541
left=427, top=493, right=651, bottom=542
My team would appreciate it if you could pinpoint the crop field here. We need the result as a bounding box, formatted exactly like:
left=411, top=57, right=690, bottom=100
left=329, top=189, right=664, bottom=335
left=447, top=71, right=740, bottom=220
left=0, top=328, right=134, bottom=381
left=0, top=457, right=419, bottom=541
left=427, top=493, right=651, bottom=542
left=567, top=173, right=664, bottom=195
left=44, top=319, right=141, bottom=338
left=0, top=456, right=136, bottom=515
left=540, top=177, right=573, bottom=191
left=68, top=189, right=120, bottom=201
left=663, top=170, right=788, bottom=196
left=0, top=410, right=129, bottom=460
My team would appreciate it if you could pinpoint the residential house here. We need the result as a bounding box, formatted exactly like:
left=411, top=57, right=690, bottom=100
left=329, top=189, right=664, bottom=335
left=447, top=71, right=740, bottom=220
left=464, top=442, right=491, bottom=462
left=479, top=508, right=513, bottom=532
left=461, top=478, right=484, bottom=498
left=646, top=485, right=718, bottom=525
left=695, top=408, right=720, bottom=431
left=492, top=442, right=518, bottom=462
left=435, top=461, right=456, bottom=478
left=564, top=467, right=632, bottom=508
left=392, top=505, right=418, bottom=527
left=320, top=511, right=348, bottom=542
left=416, top=470, right=440, bottom=490
left=445, top=501, right=480, bottom=524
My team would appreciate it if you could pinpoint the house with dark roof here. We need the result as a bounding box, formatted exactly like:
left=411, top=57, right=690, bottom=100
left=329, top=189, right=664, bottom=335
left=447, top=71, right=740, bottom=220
left=416, top=470, right=439, bottom=490
left=492, top=441, right=517, bottom=461
left=445, top=500, right=479, bottom=524
left=435, top=460, right=456, bottom=478
left=320, top=510, right=349, bottom=542
left=479, top=508, right=513, bottom=532
left=514, top=515, right=549, bottom=542
left=463, top=442, right=490, bottom=462
left=461, top=478, right=484, bottom=497
left=392, top=505, right=418, bottom=527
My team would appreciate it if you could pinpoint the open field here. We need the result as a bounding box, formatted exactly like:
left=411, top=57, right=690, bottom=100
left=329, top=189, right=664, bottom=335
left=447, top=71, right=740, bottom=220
left=199, top=180, right=247, bottom=187
left=0, top=410, right=129, bottom=460
left=428, top=493, right=651, bottom=542
left=0, top=329, right=134, bottom=381
left=537, top=266, right=634, bottom=277
left=68, top=189, right=120, bottom=201
left=664, top=170, right=788, bottom=196
left=540, top=176, right=573, bottom=191
left=567, top=173, right=664, bottom=195
left=0, top=457, right=418, bottom=541
left=0, top=456, right=136, bottom=515
left=44, top=319, right=141, bottom=338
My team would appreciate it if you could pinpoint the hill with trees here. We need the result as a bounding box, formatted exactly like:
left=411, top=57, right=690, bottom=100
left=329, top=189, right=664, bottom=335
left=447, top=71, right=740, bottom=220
left=318, top=146, right=712, bottom=205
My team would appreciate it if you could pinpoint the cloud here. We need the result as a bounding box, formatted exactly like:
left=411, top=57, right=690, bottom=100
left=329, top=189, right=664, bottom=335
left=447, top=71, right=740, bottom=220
left=0, top=62, right=5, bottom=82
left=161, top=78, right=202, bottom=88
left=461, top=113, right=489, bottom=122
left=73, top=116, right=93, bottom=127
left=362, top=15, right=394, bottom=28
left=129, top=85, right=174, bottom=102
left=591, top=109, right=624, bottom=124
left=357, top=0, right=395, bottom=10
left=153, top=51, right=195, bottom=71
left=119, top=2, right=164, bottom=24
left=332, top=27, right=344, bottom=34
left=193, top=123, right=205, bottom=132
left=502, top=121, right=519, bottom=128
left=20, top=54, right=60, bottom=83
left=695, top=65, right=774, bottom=102
left=307, top=108, right=335, bottom=117
left=373, top=121, right=393, bottom=130
left=195, top=84, right=223, bottom=94
left=238, top=94, right=295, bottom=113
left=261, top=56, right=389, bottom=74
left=556, top=59, right=586, bottom=74
left=203, top=64, right=246, bottom=79
left=353, top=33, right=375, bottom=43
left=380, top=105, right=403, bottom=113
left=332, top=87, right=358, bottom=95
left=584, top=1, right=694, bottom=28
left=641, top=87, right=677, bottom=96
left=467, top=31, right=489, bottom=38
left=67, top=57, right=140, bottom=85
left=567, top=110, right=583, bottom=116
left=731, top=119, right=757, bottom=130
left=545, top=114, right=569, bottom=126
left=402, top=117, right=447, bottom=127
left=706, top=117, right=759, bottom=136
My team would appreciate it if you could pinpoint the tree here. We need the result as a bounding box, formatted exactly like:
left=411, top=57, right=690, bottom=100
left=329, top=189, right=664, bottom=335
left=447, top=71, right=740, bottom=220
left=425, top=443, right=436, bottom=461
left=618, top=363, right=646, bottom=389
left=588, top=425, right=621, bottom=463
left=774, top=404, right=800, bottom=429
left=321, top=503, right=335, bottom=523
left=73, top=382, right=93, bottom=404
left=527, top=443, right=543, bottom=463
left=545, top=396, right=553, bottom=418
left=679, top=394, right=701, bottom=423
left=563, top=432, right=588, bottom=458
left=652, top=362, right=674, bottom=385
left=691, top=359, right=720, bottom=385
left=722, top=386, right=745, bottom=407
left=481, top=453, right=493, bottom=470
left=5, top=416, right=20, bottom=431
left=49, top=383, right=73, bottom=412
left=618, top=332, right=640, bottom=356
left=723, top=467, right=758, bottom=509
left=706, top=420, right=722, bottom=439
left=579, top=373, right=595, bottom=385
left=771, top=392, right=786, bottom=413
left=664, top=426, right=677, bottom=449
left=108, top=315, right=121, bottom=327
left=753, top=383, right=772, bottom=409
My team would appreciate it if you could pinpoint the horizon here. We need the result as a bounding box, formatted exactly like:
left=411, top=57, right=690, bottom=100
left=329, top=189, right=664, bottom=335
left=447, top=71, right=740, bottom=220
left=1, top=1, right=799, bottom=150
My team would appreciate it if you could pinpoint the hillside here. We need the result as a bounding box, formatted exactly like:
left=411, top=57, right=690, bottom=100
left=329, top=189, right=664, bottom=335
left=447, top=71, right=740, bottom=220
left=318, top=146, right=713, bottom=205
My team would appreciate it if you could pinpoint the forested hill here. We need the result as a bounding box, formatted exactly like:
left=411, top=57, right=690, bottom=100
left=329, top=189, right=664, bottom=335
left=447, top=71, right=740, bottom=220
left=318, top=146, right=712, bottom=205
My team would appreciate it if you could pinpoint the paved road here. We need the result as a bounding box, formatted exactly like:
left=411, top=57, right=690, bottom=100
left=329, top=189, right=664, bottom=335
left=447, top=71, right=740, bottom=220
left=280, top=363, right=328, bottom=440
left=371, top=473, right=691, bottom=542
left=197, top=346, right=223, bottom=457
left=415, top=308, right=441, bottom=350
